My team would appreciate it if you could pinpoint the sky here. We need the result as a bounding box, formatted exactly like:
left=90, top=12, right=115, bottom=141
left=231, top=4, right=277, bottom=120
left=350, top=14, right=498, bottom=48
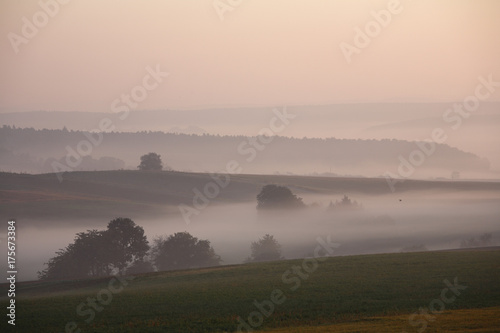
left=0, top=0, right=499, bottom=113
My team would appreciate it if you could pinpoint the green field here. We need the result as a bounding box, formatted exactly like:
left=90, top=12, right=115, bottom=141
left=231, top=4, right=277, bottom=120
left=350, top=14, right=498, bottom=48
left=2, top=249, right=499, bottom=332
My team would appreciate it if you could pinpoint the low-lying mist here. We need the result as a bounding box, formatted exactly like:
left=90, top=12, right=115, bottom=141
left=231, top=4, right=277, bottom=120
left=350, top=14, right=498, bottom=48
left=2, top=189, right=499, bottom=282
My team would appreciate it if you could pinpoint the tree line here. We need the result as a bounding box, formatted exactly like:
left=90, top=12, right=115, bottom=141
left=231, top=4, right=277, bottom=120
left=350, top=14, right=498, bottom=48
left=39, top=184, right=361, bottom=280
left=38, top=222, right=283, bottom=281
left=1, top=125, right=489, bottom=176
left=38, top=218, right=149, bottom=280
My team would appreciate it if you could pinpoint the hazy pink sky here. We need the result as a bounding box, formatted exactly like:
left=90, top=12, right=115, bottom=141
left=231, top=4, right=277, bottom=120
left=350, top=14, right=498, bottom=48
left=1, top=0, right=499, bottom=112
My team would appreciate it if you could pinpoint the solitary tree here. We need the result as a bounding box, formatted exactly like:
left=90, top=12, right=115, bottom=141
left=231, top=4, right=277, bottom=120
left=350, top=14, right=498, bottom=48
left=152, top=232, right=221, bottom=271
left=256, top=184, right=305, bottom=210
left=138, top=152, right=163, bottom=171
left=248, top=234, right=283, bottom=262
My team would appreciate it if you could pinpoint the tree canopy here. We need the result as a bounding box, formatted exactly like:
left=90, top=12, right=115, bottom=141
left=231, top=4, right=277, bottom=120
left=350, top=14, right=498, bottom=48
left=105, top=217, right=150, bottom=272
left=38, top=218, right=149, bottom=280
left=138, top=152, right=163, bottom=171
left=256, top=184, right=305, bottom=210
left=327, top=195, right=362, bottom=211
left=248, top=234, right=283, bottom=262
left=152, top=232, right=221, bottom=271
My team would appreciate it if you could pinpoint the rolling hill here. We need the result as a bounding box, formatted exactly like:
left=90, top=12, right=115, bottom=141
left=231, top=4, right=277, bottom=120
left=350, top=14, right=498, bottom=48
left=1, top=170, right=499, bottom=223
left=1, top=249, right=499, bottom=332
left=0, top=126, right=492, bottom=178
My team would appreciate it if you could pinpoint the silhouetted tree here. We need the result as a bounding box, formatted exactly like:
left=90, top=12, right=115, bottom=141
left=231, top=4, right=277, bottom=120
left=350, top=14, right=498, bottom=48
left=247, top=234, right=283, bottom=262
left=328, top=195, right=362, bottom=211
left=138, top=152, right=163, bottom=171
left=105, top=218, right=150, bottom=273
left=72, top=229, right=112, bottom=277
left=38, top=218, right=149, bottom=280
left=38, top=229, right=110, bottom=280
left=152, top=232, right=221, bottom=271
left=37, top=244, right=81, bottom=280
left=256, top=184, right=305, bottom=210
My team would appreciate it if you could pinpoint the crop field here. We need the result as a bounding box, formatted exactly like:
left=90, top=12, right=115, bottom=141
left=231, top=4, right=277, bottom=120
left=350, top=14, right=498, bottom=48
left=2, top=249, right=499, bottom=332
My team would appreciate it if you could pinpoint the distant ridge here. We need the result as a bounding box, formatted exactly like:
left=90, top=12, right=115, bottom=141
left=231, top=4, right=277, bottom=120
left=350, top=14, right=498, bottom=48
left=0, top=126, right=491, bottom=178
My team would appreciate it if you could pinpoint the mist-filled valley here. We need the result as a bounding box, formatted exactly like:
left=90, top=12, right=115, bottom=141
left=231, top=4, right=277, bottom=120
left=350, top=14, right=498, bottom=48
left=3, top=183, right=499, bottom=282
left=2, top=1, right=500, bottom=331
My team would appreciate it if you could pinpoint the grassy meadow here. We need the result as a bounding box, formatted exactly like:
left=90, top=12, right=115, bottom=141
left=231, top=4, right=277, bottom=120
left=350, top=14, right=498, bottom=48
left=2, top=249, right=499, bottom=332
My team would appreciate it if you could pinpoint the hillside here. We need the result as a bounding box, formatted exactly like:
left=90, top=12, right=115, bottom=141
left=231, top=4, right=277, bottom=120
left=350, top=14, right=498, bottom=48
left=1, top=170, right=499, bottom=223
left=1, top=249, right=499, bottom=332
left=0, top=126, right=492, bottom=178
